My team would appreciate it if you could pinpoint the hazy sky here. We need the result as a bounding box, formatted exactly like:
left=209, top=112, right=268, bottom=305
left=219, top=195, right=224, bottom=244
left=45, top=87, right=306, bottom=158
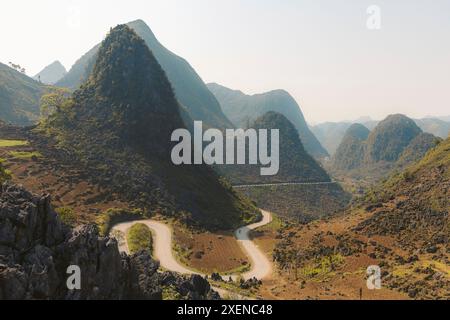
left=1, top=0, right=449, bottom=123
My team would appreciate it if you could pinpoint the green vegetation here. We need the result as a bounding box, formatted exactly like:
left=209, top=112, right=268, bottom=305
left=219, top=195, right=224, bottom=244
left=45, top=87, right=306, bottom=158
left=55, top=207, right=77, bottom=226
left=126, top=223, right=153, bottom=255
left=0, top=159, right=12, bottom=183
left=57, top=19, right=233, bottom=130
left=0, top=62, right=45, bottom=125
left=365, top=114, right=422, bottom=163
left=162, top=285, right=182, bottom=300
left=300, top=254, right=345, bottom=279
left=0, top=139, right=28, bottom=147
left=241, top=184, right=350, bottom=221
left=39, top=87, right=71, bottom=120
left=219, top=111, right=331, bottom=185
left=8, top=151, right=42, bottom=159
left=333, top=123, right=370, bottom=171
left=97, top=208, right=146, bottom=236
left=207, top=82, right=328, bottom=157
left=39, top=24, right=259, bottom=231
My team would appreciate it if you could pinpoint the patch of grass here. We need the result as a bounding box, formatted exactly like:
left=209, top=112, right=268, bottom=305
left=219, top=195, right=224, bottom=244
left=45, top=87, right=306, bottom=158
left=0, top=139, right=28, bottom=147
left=8, top=151, right=42, bottom=159
left=300, top=254, right=345, bottom=279
left=97, top=207, right=146, bottom=236
left=162, top=285, right=182, bottom=300
left=126, top=223, right=153, bottom=255
left=0, top=161, right=12, bottom=183
left=55, top=207, right=77, bottom=226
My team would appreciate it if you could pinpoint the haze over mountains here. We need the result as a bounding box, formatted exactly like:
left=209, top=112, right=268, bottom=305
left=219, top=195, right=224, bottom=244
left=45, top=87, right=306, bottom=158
left=312, top=117, right=450, bottom=156
left=218, top=111, right=331, bottom=184
left=332, top=114, right=441, bottom=179
left=56, top=19, right=233, bottom=130
left=33, top=61, right=67, bottom=85
left=37, top=24, right=258, bottom=230
left=207, top=82, right=328, bottom=158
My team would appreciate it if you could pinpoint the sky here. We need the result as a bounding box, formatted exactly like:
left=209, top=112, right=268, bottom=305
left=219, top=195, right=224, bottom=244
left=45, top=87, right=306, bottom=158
left=1, top=0, right=449, bottom=123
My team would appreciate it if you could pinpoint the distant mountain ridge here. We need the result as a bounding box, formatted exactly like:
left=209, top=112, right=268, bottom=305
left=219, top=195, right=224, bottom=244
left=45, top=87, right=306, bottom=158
left=218, top=111, right=331, bottom=184
left=333, top=123, right=370, bottom=171
left=56, top=19, right=233, bottom=129
left=332, top=114, right=441, bottom=178
left=33, top=61, right=67, bottom=85
left=207, top=82, right=328, bottom=158
left=312, top=117, right=450, bottom=156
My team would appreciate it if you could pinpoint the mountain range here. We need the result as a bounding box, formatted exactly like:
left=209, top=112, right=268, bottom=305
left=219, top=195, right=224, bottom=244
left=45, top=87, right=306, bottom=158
left=37, top=24, right=258, bottom=230
left=332, top=114, right=441, bottom=178
left=56, top=19, right=233, bottom=130
left=207, top=83, right=329, bottom=158
left=33, top=60, right=67, bottom=85
left=311, top=117, right=450, bottom=156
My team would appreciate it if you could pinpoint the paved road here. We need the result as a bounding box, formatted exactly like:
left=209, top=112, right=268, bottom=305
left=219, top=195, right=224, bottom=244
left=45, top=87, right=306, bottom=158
left=111, top=210, right=273, bottom=281
left=232, top=181, right=337, bottom=188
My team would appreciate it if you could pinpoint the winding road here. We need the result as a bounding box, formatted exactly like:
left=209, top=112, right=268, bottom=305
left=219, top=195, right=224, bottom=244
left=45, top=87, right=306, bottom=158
left=232, top=181, right=337, bottom=188
left=111, top=210, right=273, bottom=281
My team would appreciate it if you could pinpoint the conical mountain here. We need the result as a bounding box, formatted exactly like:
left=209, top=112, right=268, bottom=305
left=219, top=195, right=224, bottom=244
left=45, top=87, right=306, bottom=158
left=42, top=25, right=258, bottom=229
left=207, top=83, right=328, bottom=158
left=0, top=62, right=44, bottom=125
left=219, top=111, right=331, bottom=184
left=56, top=19, right=233, bottom=129
left=33, top=61, right=67, bottom=85
left=333, top=123, right=370, bottom=171
left=365, top=114, right=422, bottom=163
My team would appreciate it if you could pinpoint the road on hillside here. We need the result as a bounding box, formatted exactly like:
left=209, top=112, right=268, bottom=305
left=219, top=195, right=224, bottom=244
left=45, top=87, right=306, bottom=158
left=232, top=181, right=337, bottom=188
left=111, top=210, right=273, bottom=281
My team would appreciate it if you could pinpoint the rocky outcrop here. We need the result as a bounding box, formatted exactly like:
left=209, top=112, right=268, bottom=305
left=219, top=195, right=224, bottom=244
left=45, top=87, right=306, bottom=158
left=0, top=183, right=219, bottom=300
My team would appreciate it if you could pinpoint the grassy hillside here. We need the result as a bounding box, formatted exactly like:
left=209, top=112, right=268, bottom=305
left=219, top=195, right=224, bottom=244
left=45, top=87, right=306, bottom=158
left=267, top=137, right=449, bottom=299
left=218, top=111, right=331, bottom=184
left=365, top=114, right=422, bottom=163
left=333, top=123, right=370, bottom=171
left=0, top=62, right=44, bottom=125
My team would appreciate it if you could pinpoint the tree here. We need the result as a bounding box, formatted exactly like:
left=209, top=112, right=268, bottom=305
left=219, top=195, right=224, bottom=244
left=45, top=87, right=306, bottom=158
left=39, top=87, right=71, bottom=120
left=8, top=62, right=26, bottom=74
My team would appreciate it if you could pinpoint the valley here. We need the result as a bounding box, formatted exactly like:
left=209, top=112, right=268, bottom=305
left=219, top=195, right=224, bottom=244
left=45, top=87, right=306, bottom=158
left=1, top=13, right=448, bottom=302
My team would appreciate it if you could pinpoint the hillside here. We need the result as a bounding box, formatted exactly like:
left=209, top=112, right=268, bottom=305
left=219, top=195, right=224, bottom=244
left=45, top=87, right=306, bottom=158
left=33, top=61, right=67, bottom=84
left=56, top=19, right=232, bottom=129
left=333, top=124, right=370, bottom=171
left=264, top=137, right=449, bottom=299
left=0, top=183, right=219, bottom=300
left=312, top=117, right=449, bottom=156
left=395, top=133, right=442, bottom=169
left=37, top=25, right=258, bottom=230
left=0, top=62, right=44, bottom=125
left=218, top=112, right=349, bottom=221
left=310, top=122, right=352, bottom=155
left=357, top=136, right=449, bottom=246
left=219, top=112, right=331, bottom=184
left=365, top=114, right=422, bottom=163
left=207, top=83, right=328, bottom=158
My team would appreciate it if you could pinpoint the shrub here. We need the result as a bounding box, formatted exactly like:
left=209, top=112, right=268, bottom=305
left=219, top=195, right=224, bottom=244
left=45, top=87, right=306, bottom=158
left=126, top=223, right=153, bottom=255
left=97, top=208, right=145, bottom=236
left=0, top=159, right=11, bottom=183
left=55, top=207, right=77, bottom=226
